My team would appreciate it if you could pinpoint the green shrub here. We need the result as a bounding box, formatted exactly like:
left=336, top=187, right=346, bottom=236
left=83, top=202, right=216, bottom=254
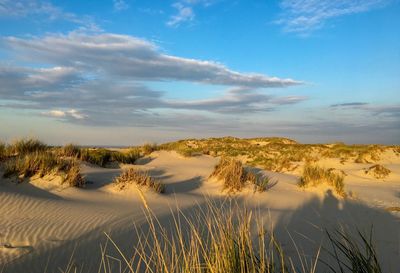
left=113, top=168, right=165, bottom=193
left=299, top=164, right=346, bottom=197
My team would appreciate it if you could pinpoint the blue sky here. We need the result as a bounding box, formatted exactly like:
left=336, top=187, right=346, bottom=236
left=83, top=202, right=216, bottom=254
left=0, top=0, right=399, bottom=145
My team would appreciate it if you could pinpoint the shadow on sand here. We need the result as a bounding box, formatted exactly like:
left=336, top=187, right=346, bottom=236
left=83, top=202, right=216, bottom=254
left=3, top=190, right=399, bottom=273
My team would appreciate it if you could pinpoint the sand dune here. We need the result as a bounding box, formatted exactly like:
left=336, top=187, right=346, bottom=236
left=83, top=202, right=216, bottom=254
left=1, top=150, right=399, bottom=272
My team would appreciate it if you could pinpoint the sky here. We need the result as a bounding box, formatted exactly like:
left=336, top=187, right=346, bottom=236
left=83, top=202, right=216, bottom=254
left=0, top=0, right=399, bottom=145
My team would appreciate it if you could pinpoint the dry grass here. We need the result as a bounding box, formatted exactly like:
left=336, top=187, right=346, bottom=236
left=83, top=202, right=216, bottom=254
left=79, top=148, right=140, bottom=167
left=210, top=158, right=269, bottom=193
left=113, top=168, right=165, bottom=193
left=299, top=164, right=346, bottom=197
left=0, top=141, right=6, bottom=161
left=77, top=198, right=384, bottom=273
left=2, top=151, right=85, bottom=187
left=364, top=164, right=391, bottom=179
left=59, top=143, right=82, bottom=158
left=8, top=138, right=48, bottom=156
left=141, top=143, right=157, bottom=155
left=385, top=207, right=400, bottom=212
left=97, top=199, right=309, bottom=273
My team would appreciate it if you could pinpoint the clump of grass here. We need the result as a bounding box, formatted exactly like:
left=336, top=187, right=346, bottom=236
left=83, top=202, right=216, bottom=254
left=326, top=228, right=382, bottom=273
left=364, top=164, right=391, bottom=179
left=100, top=199, right=299, bottom=273
left=59, top=143, right=81, bottom=158
left=79, top=148, right=141, bottom=166
left=8, top=138, right=47, bottom=156
left=96, top=197, right=383, bottom=273
left=253, top=175, right=271, bottom=192
left=80, top=148, right=112, bottom=167
left=113, top=168, right=165, bottom=193
left=299, top=164, right=346, bottom=197
left=0, top=141, right=6, bottom=161
left=141, top=143, right=157, bottom=155
left=385, top=207, right=400, bottom=212
left=3, top=151, right=84, bottom=187
left=210, top=158, right=261, bottom=192
left=111, top=148, right=141, bottom=164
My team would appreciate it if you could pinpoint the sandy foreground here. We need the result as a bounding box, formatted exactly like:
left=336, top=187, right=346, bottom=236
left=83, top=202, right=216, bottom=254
left=1, top=151, right=399, bottom=272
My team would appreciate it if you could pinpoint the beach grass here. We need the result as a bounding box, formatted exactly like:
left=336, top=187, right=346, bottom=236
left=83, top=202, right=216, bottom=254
left=299, top=164, right=346, bottom=197
left=113, top=168, right=165, bottom=193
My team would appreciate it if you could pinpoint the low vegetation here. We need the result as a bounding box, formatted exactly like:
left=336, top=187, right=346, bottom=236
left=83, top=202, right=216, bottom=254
left=63, top=146, right=141, bottom=167
left=91, top=199, right=383, bottom=273
left=2, top=151, right=84, bottom=187
left=8, top=138, right=48, bottom=156
left=0, top=141, right=6, bottom=161
left=326, top=229, right=382, bottom=273
left=385, top=206, right=400, bottom=212
left=58, top=143, right=82, bottom=158
left=364, top=164, right=391, bottom=179
left=299, top=164, right=346, bottom=197
left=158, top=137, right=396, bottom=173
left=141, top=143, right=157, bottom=155
left=113, top=168, right=165, bottom=193
left=210, top=157, right=269, bottom=193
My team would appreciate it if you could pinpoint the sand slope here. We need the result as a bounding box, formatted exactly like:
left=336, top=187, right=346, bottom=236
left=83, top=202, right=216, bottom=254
left=1, top=151, right=399, bottom=272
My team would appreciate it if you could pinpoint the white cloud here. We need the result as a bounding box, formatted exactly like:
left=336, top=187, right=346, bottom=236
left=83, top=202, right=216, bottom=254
left=113, top=0, right=129, bottom=11
left=0, top=31, right=305, bottom=128
left=276, top=0, right=390, bottom=34
left=43, top=109, right=87, bottom=120
left=4, top=32, right=301, bottom=87
left=0, top=0, right=99, bottom=30
left=167, top=2, right=195, bottom=27
left=166, top=0, right=215, bottom=27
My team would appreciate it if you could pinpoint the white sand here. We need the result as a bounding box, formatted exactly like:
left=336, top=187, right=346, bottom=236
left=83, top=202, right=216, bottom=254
left=1, top=150, right=399, bottom=272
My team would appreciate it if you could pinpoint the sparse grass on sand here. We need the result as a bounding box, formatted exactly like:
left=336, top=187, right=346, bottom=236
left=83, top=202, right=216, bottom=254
left=210, top=157, right=270, bottom=193
left=2, top=151, right=84, bottom=187
left=113, top=168, right=165, bottom=193
left=158, top=137, right=396, bottom=172
left=364, top=164, right=391, bottom=179
left=299, top=164, right=346, bottom=197
left=82, top=198, right=382, bottom=273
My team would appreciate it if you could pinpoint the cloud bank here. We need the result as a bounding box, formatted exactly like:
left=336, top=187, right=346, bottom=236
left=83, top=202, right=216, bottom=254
left=0, top=31, right=304, bottom=127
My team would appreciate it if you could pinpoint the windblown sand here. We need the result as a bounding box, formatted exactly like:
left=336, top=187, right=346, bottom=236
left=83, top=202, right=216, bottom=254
left=1, top=151, right=399, bottom=272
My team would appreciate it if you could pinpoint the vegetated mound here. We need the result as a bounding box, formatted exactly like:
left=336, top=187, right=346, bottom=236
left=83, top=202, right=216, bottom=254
left=298, top=164, right=346, bottom=197
left=158, top=137, right=394, bottom=173
left=209, top=157, right=270, bottom=193
left=113, top=168, right=165, bottom=193
left=364, top=164, right=391, bottom=179
left=2, top=151, right=84, bottom=187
